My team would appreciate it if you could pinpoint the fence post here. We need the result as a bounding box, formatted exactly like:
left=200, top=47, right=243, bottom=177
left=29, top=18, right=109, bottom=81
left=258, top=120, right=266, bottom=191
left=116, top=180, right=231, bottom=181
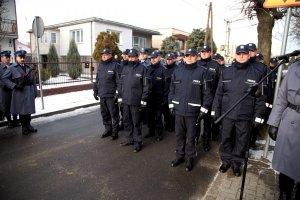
left=90, top=57, right=93, bottom=83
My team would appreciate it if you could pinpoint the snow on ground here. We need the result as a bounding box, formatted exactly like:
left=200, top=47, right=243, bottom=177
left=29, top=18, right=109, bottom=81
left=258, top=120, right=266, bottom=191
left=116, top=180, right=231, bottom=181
left=33, top=89, right=97, bottom=116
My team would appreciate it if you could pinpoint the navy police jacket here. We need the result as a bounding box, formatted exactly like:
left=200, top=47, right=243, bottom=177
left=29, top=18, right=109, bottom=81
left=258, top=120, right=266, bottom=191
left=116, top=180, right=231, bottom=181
left=147, top=62, right=165, bottom=103
left=118, top=61, right=149, bottom=106
left=168, top=62, right=213, bottom=117
left=93, top=58, right=119, bottom=98
left=212, top=61, right=266, bottom=121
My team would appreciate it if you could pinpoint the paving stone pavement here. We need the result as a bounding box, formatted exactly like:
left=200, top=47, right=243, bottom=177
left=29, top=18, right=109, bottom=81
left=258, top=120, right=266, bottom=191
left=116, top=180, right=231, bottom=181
left=203, top=156, right=279, bottom=200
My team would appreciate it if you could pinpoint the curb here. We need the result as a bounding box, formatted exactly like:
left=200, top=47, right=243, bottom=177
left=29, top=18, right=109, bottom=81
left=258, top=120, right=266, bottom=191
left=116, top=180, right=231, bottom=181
left=0, top=102, right=99, bottom=128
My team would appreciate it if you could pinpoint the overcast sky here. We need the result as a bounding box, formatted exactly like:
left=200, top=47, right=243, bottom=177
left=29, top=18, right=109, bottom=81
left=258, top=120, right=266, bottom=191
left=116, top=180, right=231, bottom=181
left=15, top=0, right=294, bottom=55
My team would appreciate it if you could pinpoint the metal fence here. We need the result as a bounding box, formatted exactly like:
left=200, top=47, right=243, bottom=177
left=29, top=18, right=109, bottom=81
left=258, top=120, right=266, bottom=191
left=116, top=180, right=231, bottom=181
left=27, top=57, right=97, bottom=89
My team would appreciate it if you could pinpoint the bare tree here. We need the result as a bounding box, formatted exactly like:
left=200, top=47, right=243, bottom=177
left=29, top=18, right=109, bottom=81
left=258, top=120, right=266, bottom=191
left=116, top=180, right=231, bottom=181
left=241, top=0, right=285, bottom=63
left=291, top=8, right=300, bottom=45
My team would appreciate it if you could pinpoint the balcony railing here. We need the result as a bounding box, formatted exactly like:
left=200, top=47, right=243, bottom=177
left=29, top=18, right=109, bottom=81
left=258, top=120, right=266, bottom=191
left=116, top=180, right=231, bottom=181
left=0, top=18, right=18, bottom=37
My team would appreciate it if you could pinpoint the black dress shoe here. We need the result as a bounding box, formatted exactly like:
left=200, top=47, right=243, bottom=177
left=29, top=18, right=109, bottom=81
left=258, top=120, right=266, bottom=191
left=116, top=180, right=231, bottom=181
left=144, top=132, right=155, bottom=138
left=232, top=166, right=241, bottom=177
left=120, top=141, right=133, bottom=146
left=171, top=157, right=185, bottom=167
left=185, top=158, right=194, bottom=172
left=219, top=163, right=231, bottom=173
left=13, top=121, right=21, bottom=127
left=156, top=136, right=162, bottom=142
left=133, top=146, right=142, bottom=153
left=22, top=127, right=30, bottom=135
left=101, top=131, right=112, bottom=138
left=27, top=125, right=37, bottom=133
left=111, top=135, right=118, bottom=140
left=8, top=121, right=14, bottom=128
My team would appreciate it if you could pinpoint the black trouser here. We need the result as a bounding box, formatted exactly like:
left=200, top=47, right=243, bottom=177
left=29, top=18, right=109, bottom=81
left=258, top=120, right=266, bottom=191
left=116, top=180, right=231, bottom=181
left=19, top=114, right=31, bottom=127
left=123, top=104, right=142, bottom=149
left=219, top=118, right=252, bottom=167
left=147, top=101, right=163, bottom=137
left=100, top=97, right=119, bottom=136
left=162, top=103, right=174, bottom=131
left=279, top=173, right=300, bottom=199
left=3, top=111, right=18, bottom=122
left=175, top=115, right=198, bottom=159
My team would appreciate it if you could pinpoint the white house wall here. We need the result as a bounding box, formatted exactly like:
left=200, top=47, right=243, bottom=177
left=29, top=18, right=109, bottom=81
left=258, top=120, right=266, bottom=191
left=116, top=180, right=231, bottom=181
left=94, top=23, right=132, bottom=52
left=59, top=22, right=93, bottom=56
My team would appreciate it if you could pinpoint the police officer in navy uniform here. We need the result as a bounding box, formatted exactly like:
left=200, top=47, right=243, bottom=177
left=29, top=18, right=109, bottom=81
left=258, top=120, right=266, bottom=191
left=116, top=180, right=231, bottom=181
left=2, top=50, right=37, bottom=135
left=118, top=49, right=149, bottom=153
left=93, top=49, right=120, bottom=140
left=197, top=45, right=221, bottom=151
left=176, top=52, right=184, bottom=65
left=162, top=53, right=178, bottom=132
left=0, top=50, right=20, bottom=128
left=169, top=48, right=213, bottom=171
left=144, top=51, right=165, bottom=141
left=212, top=45, right=266, bottom=176
left=139, top=48, right=151, bottom=69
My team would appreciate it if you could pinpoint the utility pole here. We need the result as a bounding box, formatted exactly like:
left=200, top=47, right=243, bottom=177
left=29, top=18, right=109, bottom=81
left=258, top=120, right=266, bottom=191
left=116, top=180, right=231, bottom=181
left=224, top=19, right=231, bottom=56
left=204, top=2, right=212, bottom=46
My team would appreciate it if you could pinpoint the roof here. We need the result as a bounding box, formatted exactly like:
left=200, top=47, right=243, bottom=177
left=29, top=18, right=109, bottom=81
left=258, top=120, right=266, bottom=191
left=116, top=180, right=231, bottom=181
left=28, top=17, right=160, bottom=35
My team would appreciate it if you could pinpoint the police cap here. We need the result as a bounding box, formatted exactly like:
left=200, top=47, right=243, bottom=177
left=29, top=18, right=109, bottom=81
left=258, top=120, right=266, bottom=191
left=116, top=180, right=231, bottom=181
left=139, top=48, right=148, bottom=54
left=166, top=53, right=176, bottom=60
left=256, top=53, right=264, bottom=60
left=102, top=49, right=112, bottom=55
left=122, top=49, right=130, bottom=55
left=185, top=48, right=198, bottom=56
left=128, top=49, right=139, bottom=57
left=236, top=45, right=249, bottom=54
left=149, top=51, right=159, bottom=58
left=0, top=50, right=11, bottom=57
left=247, top=43, right=257, bottom=51
left=201, top=45, right=212, bottom=52
left=14, top=50, right=27, bottom=57
left=270, top=57, right=278, bottom=65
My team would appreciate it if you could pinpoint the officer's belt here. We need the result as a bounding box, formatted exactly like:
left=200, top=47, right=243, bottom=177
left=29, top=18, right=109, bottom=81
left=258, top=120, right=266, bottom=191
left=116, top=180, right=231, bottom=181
left=288, top=102, right=300, bottom=113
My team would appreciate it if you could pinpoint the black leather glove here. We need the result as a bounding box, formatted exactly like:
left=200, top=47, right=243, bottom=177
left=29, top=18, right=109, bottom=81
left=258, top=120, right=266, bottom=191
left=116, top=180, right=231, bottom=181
left=93, top=93, right=99, bottom=101
left=197, top=111, right=206, bottom=122
left=14, top=83, right=24, bottom=91
left=268, top=125, right=278, bottom=141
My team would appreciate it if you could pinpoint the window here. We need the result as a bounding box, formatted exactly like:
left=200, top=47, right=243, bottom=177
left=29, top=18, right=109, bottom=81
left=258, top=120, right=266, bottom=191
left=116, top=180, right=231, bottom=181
left=132, top=36, right=146, bottom=49
left=107, top=29, right=122, bottom=44
left=51, top=32, right=57, bottom=44
left=70, top=29, right=83, bottom=43
left=40, top=32, right=48, bottom=43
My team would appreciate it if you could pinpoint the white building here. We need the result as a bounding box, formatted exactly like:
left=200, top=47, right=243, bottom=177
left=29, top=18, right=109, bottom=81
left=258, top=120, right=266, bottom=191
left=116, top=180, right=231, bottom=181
left=0, top=0, right=18, bottom=57
left=28, top=17, right=160, bottom=60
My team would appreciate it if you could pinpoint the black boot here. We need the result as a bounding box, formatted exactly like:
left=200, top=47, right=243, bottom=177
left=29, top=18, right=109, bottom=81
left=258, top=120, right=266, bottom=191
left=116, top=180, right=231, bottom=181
left=101, top=130, right=112, bottom=138
left=171, top=157, right=184, bottom=167
left=22, top=126, right=30, bottom=135
left=27, top=124, right=37, bottom=132
left=7, top=121, right=14, bottom=128
left=185, top=158, right=194, bottom=172
left=202, top=139, right=210, bottom=152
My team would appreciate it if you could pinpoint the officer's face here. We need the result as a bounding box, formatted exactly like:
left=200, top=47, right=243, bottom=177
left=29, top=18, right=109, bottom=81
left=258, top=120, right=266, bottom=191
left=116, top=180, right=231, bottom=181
left=166, top=59, right=176, bottom=65
left=200, top=51, right=212, bottom=59
left=235, top=53, right=250, bottom=63
left=102, top=53, right=112, bottom=61
left=139, top=53, right=148, bottom=60
left=122, top=54, right=128, bottom=60
left=249, top=50, right=257, bottom=57
left=150, top=57, right=160, bottom=64
left=16, top=56, right=25, bottom=64
left=184, top=54, right=198, bottom=64
left=128, top=56, right=139, bottom=61
left=1, top=55, right=11, bottom=65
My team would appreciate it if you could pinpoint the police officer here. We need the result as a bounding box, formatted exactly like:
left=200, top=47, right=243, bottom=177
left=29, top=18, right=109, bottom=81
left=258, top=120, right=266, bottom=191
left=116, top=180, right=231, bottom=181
left=169, top=48, right=213, bottom=171
left=247, top=43, right=269, bottom=147
left=117, top=49, right=130, bottom=130
left=93, top=49, right=120, bottom=140
left=198, top=45, right=220, bottom=151
left=2, top=50, right=37, bottom=135
left=176, top=52, right=184, bottom=65
left=212, top=45, right=266, bottom=176
left=0, top=50, right=20, bottom=128
left=118, top=49, right=149, bottom=153
left=139, top=48, right=151, bottom=69
left=256, top=53, right=264, bottom=63
left=162, top=53, right=177, bottom=132
left=267, top=58, right=300, bottom=200
left=144, top=51, right=165, bottom=141
left=215, top=55, right=226, bottom=72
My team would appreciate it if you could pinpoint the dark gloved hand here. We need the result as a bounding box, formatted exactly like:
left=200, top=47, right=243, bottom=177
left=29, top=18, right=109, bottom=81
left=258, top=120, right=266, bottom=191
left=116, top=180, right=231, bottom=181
left=248, top=84, right=259, bottom=97
left=93, top=93, right=99, bottom=101
left=169, top=107, right=175, bottom=116
left=252, top=121, right=260, bottom=129
left=14, top=83, right=24, bottom=91
left=197, top=111, right=206, bottom=122
left=268, top=125, right=278, bottom=141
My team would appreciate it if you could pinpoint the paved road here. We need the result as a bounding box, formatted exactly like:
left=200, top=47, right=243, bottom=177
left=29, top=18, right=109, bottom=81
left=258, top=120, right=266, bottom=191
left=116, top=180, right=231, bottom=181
left=0, top=109, right=220, bottom=200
